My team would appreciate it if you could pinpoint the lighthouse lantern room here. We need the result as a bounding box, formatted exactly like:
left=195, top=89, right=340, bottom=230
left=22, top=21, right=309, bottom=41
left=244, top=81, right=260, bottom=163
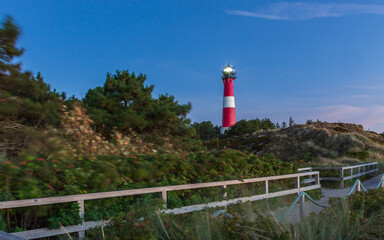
left=221, top=64, right=237, bottom=134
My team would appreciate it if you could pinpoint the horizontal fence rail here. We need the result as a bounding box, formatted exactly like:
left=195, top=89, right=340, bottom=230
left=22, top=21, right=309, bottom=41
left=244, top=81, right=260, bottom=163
left=298, top=162, right=378, bottom=188
left=1, top=171, right=321, bottom=239
left=0, top=230, right=26, bottom=240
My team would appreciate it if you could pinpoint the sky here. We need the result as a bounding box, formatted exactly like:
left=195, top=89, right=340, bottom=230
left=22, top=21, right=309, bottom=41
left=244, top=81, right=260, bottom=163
left=2, top=0, right=384, bottom=132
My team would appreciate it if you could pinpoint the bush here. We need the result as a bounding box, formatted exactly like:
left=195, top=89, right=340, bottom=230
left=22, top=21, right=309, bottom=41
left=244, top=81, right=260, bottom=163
left=0, top=150, right=295, bottom=231
left=224, top=118, right=275, bottom=137
left=346, top=151, right=370, bottom=160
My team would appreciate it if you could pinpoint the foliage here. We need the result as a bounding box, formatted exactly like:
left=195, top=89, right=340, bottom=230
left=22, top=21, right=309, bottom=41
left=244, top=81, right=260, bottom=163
left=350, top=188, right=384, bottom=219
left=0, top=16, right=23, bottom=75
left=0, top=150, right=294, bottom=231
left=211, top=121, right=384, bottom=162
left=306, top=119, right=314, bottom=125
left=87, top=202, right=292, bottom=240
left=191, top=121, right=220, bottom=141
left=59, top=103, right=158, bottom=157
left=289, top=116, right=295, bottom=127
left=0, top=17, right=63, bottom=159
left=346, top=150, right=370, bottom=161
left=302, top=152, right=314, bottom=162
left=83, top=70, right=202, bottom=153
left=309, top=188, right=384, bottom=239
left=224, top=118, right=275, bottom=137
left=84, top=187, right=384, bottom=239
left=84, top=70, right=192, bottom=137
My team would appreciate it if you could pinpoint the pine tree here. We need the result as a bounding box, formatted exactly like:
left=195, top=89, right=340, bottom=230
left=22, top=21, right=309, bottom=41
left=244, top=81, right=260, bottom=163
left=0, top=16, right=62, bottom=159
left=224, top=118, right=276, bottom=137
left=191, top=121, right=220, bottom=140
left=289, top=117, right=295, bottom=127
left=84, top=70, right=192, bottom=138
left=0, top=16, right=23, bottom=75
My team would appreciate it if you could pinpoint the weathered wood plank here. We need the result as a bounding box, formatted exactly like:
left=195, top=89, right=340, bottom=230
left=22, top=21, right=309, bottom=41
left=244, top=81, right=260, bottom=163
left=299, top=162, right=378, bottom=173
left=162, top=185, right=321, bottom=214
left=11, top=221, right=109, bottom=240
left=297, top=167, right=312, bottom=172
left=342, top=169, right=378, bottom=181
left=320, top=177, right=344, bottom=181
left=303, top=178, right=316, bottom=184
left=320, top=169, right=377, bottom=181
left=341, top=162, right=377, bottom=170
left=307, top=162, right=378, bottom=171
left=310, top=167, right=343, bottom=170
left=0, top=230, right=27, bottom=240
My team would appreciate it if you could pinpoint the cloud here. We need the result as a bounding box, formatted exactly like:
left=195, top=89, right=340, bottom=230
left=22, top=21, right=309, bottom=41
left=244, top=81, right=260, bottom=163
left=316, top=105, right=384, bottom=130
left=227, top=2, right=384, bottom=20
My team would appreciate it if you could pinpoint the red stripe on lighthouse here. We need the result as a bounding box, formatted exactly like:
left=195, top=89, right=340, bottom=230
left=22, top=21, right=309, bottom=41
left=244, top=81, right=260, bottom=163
left=222, top=107, right=236, bottom=127
left=223, top=78, right=234, bottom=96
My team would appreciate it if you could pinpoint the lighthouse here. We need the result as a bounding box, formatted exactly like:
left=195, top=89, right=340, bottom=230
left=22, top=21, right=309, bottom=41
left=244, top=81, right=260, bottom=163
left=221, top=64, right=237, bottom=134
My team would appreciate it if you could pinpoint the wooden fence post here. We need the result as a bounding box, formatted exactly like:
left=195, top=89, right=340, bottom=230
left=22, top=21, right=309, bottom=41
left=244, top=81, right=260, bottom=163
left=340, top=168, right=344, bottom=189
left=77, top=200, right=85, bottom=239
left=294, top=176, right=300, bottom=191
left=315, top=173, right=320, bottom=185
left=222, top=185, right=227, bottom=199
left=160, top=191, right=167, bottom=209
left=263, top=180, right=269, bottom=194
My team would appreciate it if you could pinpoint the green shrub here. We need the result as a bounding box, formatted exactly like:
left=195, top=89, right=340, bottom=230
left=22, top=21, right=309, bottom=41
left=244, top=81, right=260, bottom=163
left=346, top=151, right=370, bottom=160
left=0, top=150, right=295, bottom=231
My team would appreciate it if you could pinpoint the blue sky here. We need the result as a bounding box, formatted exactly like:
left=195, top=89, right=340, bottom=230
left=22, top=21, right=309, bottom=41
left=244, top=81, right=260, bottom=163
left=2, top=0, right=384, bottom=132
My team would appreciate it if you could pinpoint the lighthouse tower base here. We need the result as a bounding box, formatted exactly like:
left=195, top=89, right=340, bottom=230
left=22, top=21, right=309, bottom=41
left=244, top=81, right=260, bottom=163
left=221, top=127, right=229, bottom=134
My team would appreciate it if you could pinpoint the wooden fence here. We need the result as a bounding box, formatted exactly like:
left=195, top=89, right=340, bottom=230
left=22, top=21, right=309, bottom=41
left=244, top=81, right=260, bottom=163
left=1, top=171, right=320, bottom=240
left=299, top=162, right=378, bottom=188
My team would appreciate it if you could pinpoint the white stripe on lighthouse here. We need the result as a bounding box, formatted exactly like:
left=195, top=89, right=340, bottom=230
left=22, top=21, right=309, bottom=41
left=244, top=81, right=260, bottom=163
left=221, top=127, right=229, bottom=134
left=223, top=96, right=235, bottom=108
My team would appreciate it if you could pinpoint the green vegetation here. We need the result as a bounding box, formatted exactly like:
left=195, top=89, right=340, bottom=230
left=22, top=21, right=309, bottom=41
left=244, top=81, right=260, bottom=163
left=209, top=121, right=384, bottom=163
left=0, top=151, right=295, bottom=231
left=191, top=121, right=220, bottom=141
left=224, top=118, right=276, bottom=137
left=191, top=118, right=277, bottom=141
left=0, top=16, right=63, bottom=159
left=84, top=70, right=192, bottom=138
left=80, top=188, right=384, bottom=240
left=346, top=150, right=370, bottom=161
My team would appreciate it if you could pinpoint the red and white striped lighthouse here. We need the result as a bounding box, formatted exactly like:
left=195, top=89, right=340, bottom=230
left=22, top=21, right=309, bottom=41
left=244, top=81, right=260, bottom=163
left=221, top=65, right=237, bottom=134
